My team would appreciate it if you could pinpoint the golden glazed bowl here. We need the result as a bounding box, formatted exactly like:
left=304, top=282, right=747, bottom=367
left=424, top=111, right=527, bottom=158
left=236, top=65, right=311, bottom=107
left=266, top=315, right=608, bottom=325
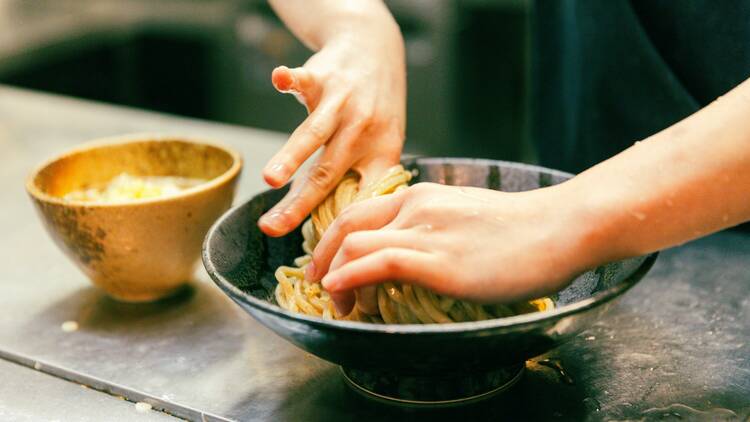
left=26, top=135, right=242, bottom=302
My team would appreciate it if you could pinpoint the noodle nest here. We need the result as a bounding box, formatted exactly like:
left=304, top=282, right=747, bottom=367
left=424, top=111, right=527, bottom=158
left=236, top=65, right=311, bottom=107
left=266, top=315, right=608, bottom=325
left=274, top=165, right=553, bottom=323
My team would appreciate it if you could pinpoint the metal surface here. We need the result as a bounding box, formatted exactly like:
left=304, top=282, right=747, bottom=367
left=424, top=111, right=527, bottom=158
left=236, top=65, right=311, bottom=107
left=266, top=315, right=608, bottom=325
left=0, top=85, right=748, bottom=421
left=0, top=359, right=177, bottom=421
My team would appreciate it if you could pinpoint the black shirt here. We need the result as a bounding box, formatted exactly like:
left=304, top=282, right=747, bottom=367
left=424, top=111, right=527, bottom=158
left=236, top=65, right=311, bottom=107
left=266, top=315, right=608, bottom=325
left=531, top=0, right=750, bottom=173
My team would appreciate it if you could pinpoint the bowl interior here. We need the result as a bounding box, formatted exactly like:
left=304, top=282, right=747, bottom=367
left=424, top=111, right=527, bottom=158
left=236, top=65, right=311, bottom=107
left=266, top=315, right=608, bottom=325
left=31, top=137, right=236, bottom=199
left=207, top=158, right=651, bottom=326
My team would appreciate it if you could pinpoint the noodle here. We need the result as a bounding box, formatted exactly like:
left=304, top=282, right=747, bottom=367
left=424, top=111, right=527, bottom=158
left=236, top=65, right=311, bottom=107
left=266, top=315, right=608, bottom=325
left=273, top=165, right=554, bottom=323
left=64, top=173, right=205, bottom=202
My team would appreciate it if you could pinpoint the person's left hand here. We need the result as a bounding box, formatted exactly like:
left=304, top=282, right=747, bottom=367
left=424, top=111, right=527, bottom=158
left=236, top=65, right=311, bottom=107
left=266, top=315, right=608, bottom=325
left=305, top=182, right=598, bottom=316
left=258, top=25, right=406, bottom=238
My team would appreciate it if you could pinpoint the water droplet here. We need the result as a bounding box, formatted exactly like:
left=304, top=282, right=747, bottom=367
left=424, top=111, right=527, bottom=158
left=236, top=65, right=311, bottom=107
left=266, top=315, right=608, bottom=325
left=538, top=358, right=574, bottom=385
left=722, top=214, right=729, bottom=222
left=585, top=336, right=596, bottom=341
left=61, top=321, right=78, bottom=333
left=135, top=402, right=152, bottom=413
left=583, top=397, right=601, bottom=412
left=630, top=211, right=647, bottom=221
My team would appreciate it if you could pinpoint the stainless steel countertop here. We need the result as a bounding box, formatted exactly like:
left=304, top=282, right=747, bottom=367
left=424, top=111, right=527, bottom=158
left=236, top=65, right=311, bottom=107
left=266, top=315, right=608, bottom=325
left=0, top=85, right=748, bottom=421
left=0, top=359, right=177, bottom=421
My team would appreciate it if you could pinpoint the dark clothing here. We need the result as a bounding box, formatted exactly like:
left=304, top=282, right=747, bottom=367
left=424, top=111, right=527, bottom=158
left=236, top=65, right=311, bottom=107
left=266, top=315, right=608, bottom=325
left=531, top=0, right=750, bottom=174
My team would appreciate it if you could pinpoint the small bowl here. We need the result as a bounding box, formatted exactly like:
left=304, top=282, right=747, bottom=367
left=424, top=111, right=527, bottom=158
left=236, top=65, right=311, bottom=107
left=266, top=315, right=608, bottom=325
left=203, top=157, right=658, bottom=407
left=27, top=134, right=242, bottom=302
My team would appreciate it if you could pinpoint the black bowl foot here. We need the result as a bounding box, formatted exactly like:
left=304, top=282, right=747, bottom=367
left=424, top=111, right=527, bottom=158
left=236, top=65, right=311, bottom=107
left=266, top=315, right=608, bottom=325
left=341, top=363, right=525, bottom=408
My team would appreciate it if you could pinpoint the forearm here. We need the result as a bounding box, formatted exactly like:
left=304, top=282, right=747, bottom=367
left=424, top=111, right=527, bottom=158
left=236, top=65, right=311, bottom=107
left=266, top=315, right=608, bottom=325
left=567, top=78, right=750, bottom=266
left=269, top=0, right=400, bottom=51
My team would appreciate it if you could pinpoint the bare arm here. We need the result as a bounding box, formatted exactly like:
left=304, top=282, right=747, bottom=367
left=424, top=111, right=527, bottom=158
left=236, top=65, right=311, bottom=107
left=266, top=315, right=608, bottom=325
left=573, top=77, right=750, bottom=265
left=309, top=78, right=750, bottom=314
left=269, top=0, right=398, bottom=51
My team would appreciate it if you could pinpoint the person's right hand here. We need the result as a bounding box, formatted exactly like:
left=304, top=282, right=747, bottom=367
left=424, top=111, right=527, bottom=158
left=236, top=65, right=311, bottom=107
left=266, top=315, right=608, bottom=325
left=306, top=182, right=600, bottom=316
left=258, top=20, right=406, bottom=238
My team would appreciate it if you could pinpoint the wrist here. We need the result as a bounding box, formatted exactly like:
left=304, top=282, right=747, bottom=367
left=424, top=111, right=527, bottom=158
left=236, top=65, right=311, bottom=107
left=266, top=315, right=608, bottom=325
left=325, top=23, right=403, bottom=60
left=543, top=179, right=622, bottom=274
left=316, top=5, right=402, bottom=53
left=554, top=172, right=646, bottom=271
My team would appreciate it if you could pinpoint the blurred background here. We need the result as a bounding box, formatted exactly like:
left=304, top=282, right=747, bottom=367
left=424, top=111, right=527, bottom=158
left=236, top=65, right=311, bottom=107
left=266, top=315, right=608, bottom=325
left=0, top=0, right=533, bottom=162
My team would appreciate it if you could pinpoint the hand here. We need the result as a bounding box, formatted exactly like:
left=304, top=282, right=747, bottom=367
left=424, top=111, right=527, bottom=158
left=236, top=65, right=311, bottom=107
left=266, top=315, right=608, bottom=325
left=306, top=182, right=597, bottom=316
left=258, top=26, right=406, bottom=237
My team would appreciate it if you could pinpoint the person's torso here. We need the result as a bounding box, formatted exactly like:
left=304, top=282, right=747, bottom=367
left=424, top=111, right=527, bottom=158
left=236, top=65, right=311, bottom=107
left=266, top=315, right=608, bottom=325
left=531, top=0, right=750, bottom=173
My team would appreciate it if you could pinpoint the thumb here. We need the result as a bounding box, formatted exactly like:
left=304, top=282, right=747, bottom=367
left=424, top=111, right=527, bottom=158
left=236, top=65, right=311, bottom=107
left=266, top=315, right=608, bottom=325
left=271, top=65, right=321, bottom=111
left=330, top=290, right=356, bottom=318
left=356, top=156, right=402, bottom=189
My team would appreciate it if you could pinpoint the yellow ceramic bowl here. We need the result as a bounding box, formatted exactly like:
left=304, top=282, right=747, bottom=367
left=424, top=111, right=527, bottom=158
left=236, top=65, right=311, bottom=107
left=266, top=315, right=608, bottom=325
left=26, top=135, right=242, bottom=302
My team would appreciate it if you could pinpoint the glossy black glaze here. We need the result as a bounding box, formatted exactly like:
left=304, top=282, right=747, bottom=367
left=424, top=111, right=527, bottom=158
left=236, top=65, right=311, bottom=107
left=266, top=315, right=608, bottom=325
left=341, top=364, right=526, bottom=405
left=203, top=158, right=657, bottom=383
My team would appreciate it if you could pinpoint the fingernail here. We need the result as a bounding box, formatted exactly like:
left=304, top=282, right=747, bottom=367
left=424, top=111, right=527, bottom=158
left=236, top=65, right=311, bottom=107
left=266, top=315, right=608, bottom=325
left=270, top=163, right=287, bottom=178
left=260, top=211, right=285, bottom=232
left=272, top=66, right=293, bottom=91
left=321, top=275, right=334, bottom=290
left=305, top=261, right=317, bottom=280
left=265, top=163, right=289, bottom=184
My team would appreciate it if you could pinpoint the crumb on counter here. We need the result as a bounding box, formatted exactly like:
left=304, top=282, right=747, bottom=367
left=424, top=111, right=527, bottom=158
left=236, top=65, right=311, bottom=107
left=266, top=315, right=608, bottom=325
left=61, top=320, right=79, bottom=332
left=135, top=402, right=153, bottom=413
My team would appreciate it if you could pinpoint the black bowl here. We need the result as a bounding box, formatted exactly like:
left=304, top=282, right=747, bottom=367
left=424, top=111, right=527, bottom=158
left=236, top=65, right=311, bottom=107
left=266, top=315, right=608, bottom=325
left=202, top=158, right=657, bottom=406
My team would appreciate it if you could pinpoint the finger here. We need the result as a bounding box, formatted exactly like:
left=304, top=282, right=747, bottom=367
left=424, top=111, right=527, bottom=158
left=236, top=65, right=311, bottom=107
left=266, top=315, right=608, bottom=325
left=354, top=132, right=403, bottom=187
left=329, top=290, right=355, bottom=317
left=328, top=218, right=416, bottom=318
left=355, top=287, right=379, bottom=315
left=271, top=66, right=320, bottom=110
left=357, top=157, right=398, bottom=188
left=307, top=193, right=406, bottom=280
left=344, top=229, right=425, bottom=316
left=258, top=127, right=358, bottom=237
left=322, top=247, right=438, bottom=293
left=328, top=229, right=420, bottom=273
left=263, top=94, right=345, bottom=187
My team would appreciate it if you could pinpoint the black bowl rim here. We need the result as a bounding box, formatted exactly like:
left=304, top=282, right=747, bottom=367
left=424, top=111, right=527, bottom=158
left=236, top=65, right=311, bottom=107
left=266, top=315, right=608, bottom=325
left=203, top=157, right=659, bottom=335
